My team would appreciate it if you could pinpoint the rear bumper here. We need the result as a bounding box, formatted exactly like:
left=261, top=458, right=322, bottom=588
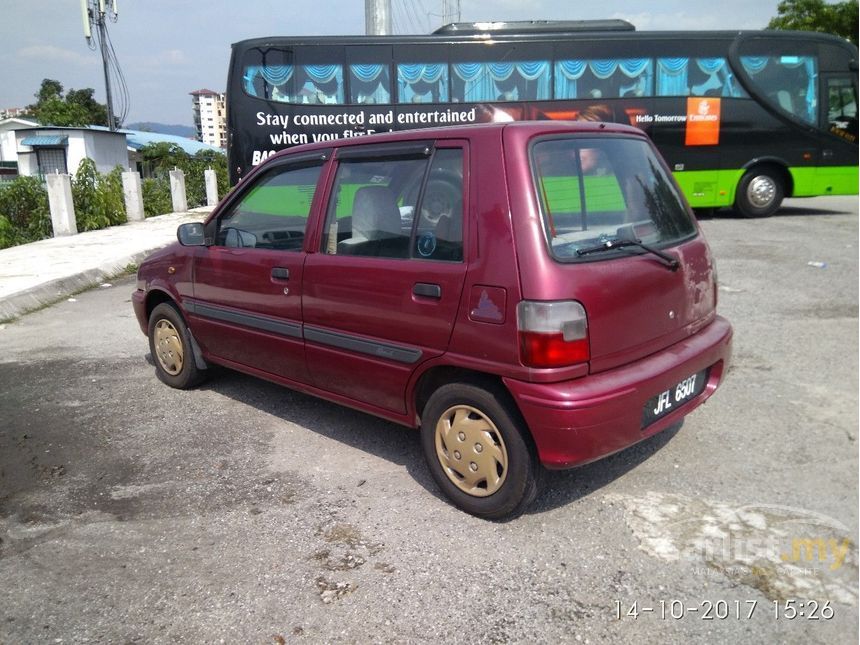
left=504, top=316, right=733, bottom=469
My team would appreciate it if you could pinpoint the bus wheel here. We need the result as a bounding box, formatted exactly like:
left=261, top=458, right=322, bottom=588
left=735, top=167, right=784, bottom=218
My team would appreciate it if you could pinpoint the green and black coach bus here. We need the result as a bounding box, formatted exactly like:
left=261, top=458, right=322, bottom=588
left=226, top=20, right=858, bottom=216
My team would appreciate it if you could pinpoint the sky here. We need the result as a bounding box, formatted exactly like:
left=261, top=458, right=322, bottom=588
left=2, top=0, right=783, bottom=126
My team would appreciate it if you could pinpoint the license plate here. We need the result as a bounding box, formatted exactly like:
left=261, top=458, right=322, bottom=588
left=642, top=369, right=709, bottom=428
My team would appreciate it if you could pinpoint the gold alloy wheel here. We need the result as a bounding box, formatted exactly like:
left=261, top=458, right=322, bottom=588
left=434, top=405, right=508, bottom=497
left=153, top=319, right=184, bottom=376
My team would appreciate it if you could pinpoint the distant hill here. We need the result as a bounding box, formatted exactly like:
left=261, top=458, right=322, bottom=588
left=126, top=122, right=196, bottom=138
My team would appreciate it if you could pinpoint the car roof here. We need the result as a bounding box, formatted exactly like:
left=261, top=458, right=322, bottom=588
left=265, top=120, right=646, bottom=163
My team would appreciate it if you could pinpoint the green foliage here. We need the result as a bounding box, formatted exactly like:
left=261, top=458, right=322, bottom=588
left=142, top=177, right=172, bottom=217
left=0, top=176, right=51, bottom=249
left=0, top=215, right=18, bottom=250
left=768, top=0, right=859, bottom=45
left=71, top=159, right=126, bottom=232
left=28, top=79, right=112, bottom=127
left=138, top=143, right=229, bottom=213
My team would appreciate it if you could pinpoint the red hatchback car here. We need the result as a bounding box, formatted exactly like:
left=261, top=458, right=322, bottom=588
left=133, top=121, right=732, bottom=519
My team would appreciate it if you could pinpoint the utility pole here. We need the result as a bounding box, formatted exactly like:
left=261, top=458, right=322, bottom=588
left=81, top=0, right=118, bottom=130
left=365, top=0, right=391, bottom=35
left=441, top=0, right=460, bottom=27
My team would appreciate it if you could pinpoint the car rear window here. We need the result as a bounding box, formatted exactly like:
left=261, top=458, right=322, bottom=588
left=531, top=135, right=697, bottom=261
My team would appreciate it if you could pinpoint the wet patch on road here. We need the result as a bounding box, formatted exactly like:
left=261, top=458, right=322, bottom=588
left=609, top=491, right=858, bottom=606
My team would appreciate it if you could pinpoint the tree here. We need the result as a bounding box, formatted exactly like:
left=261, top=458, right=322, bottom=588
left=768, top=0, right=859, bottom=46
left=27, top=79, right=112, bottom=127
left=66, top=88, right=109, bottom=127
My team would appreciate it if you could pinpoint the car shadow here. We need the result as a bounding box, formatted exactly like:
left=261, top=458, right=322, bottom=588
left=527, top=422, right=683, bottom=515
left=178, top=360, right=682, bottom=518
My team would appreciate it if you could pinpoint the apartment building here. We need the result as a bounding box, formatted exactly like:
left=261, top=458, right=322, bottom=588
left=190, top=89, right=226, bottom=149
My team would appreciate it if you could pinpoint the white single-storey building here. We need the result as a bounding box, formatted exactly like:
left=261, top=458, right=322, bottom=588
left=14, top=126, right=130, bottom=177
left=0, top=119, right=222, bottom=180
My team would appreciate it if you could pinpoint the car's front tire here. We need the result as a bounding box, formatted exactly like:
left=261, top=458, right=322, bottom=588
left=147, top=302, right=205, bottom=389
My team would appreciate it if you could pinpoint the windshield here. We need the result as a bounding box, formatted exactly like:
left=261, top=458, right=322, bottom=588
left=531, top=136, right=697, bottom=261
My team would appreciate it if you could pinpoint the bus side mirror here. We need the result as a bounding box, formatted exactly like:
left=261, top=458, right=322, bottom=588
left=177, top=222, right=206, bottom=246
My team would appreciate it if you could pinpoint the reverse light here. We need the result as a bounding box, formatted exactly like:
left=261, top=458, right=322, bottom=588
left=517, top=300, right=589, bottom=368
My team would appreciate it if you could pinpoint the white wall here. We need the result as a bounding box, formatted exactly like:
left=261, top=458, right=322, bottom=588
left=0, top=118, right=39, bottom=163
left=13, top=128, right=129, bottom=177
left=78, top=130, right=129, bottom=174
left=0, top=130, right=18, bottom=162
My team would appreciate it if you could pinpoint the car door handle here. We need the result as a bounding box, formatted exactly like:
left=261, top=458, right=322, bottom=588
left=413, top=282, right=441, bottom=299
left=271, top=267, right=290, bottom=280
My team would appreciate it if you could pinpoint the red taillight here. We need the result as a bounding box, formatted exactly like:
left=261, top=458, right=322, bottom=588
left=517, top=300, right=589, bottom=368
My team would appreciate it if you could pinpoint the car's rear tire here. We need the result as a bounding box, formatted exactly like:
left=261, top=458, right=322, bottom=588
left=148, top=302, right=205, bottom=389
left=735, top=167, right=784, bottom=218
left=420, top=382, right=541, bottom=520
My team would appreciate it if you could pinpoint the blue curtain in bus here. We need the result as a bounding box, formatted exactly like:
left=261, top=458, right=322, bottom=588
left=589, top=60, right=618, bottom=80
left=785, top=57, right=818, bottom=124
left=299, top=65, right=344, bottom=103
left=657, top=58, right=689, bottom=96
left=555, top=60, right=586, bottom=99
left=452, top=61, right=550, bottom=101
left=244, top=67, right=260, bottom=95
left=692, top=58, right=724, bottom=95
left=244, top=65, right=294, bottom=96
left=740, top=56, right=768, bottom=75
left=619, top=59, right=652, bottom=96
left=802, top=57, right=818, bottom=124
left=451, top=62, right=487, bottom=101
left=508, top=61, right=550, bottom=99
left=350, top=64, right=390, bottom=103
left=398, top=64, right=448, bottom=103
left=619, top=59, right=650, bottom=77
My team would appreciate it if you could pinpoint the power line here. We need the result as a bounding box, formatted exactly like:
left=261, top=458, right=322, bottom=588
left=81, top=0, right=129, bottom=130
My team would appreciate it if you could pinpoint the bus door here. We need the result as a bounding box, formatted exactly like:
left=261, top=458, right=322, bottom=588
left=817, top=74, right=858, bottom=194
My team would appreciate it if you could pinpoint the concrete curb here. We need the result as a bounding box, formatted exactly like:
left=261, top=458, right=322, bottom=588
left=0, top=207, right=213, bottom=322
left=0, top=245, right=161, bottom=322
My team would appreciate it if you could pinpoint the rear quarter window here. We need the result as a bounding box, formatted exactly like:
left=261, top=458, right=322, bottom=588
left=531, top=135, right=697, bottom=261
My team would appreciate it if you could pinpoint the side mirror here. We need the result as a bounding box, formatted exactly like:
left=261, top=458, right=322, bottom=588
left=177, top=222, right=206, bottom=246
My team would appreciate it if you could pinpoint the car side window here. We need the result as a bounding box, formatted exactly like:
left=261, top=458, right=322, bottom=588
left=217, top=163, right=323, bottom=251
left=413, top=148, right=464, bottom=262
left=321, top=147, right=464, bottom=261
left=322, top=156, right=426, bottom=258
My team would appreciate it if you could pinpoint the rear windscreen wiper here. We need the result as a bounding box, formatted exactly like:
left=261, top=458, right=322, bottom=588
left=576, top=238, right=680, bottom=271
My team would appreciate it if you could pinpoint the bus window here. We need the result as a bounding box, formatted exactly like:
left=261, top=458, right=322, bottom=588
left=690, top=58, right=746, bottom=97
left=294, top=64, right=344, bottom=104
left=242, top=48, right=294, bottom=101
left=555, top=59, right=653, bottom=100
left=397, top=63, right=449, bottom=103
left=656, top=58, right=746, bottom=97
left=395, top=43, right=449, bottom=103
left=347, top=45, right=392, bottom=105
left=826, top=77, right=858, bottom=143
left=451, top=61, right=551, bottom=102
left=656, top=57, right=688, bottom=95
left=740, top=55, right=818, bottom=124
left=349, top=64, right=391, bottom=104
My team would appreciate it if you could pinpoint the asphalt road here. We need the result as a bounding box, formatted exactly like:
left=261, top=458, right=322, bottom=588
left=1, top=196, right=857, bottom=644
